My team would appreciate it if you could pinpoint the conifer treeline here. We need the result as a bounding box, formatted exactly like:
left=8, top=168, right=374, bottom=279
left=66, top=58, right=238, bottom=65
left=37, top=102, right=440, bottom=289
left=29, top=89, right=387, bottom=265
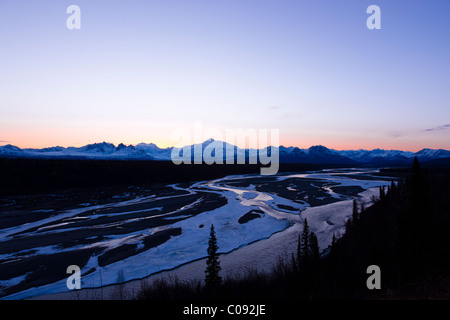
left=322, top=157, right=449, bottom=298
left=139, top=158, right=450, bottom=300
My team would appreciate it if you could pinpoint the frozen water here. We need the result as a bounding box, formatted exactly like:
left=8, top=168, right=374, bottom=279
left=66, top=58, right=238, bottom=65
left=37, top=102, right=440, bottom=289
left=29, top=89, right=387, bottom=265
left=1, top=168, right=393, bottom=299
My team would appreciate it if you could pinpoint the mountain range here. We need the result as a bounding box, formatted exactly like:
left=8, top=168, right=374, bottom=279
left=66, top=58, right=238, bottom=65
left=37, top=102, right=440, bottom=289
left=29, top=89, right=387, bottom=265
left=1, top=140, right=450, bottom=166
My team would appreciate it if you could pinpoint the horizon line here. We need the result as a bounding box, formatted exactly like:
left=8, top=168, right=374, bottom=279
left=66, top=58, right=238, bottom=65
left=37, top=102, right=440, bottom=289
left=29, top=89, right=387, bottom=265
left=1, top=139, right=448, bottom=153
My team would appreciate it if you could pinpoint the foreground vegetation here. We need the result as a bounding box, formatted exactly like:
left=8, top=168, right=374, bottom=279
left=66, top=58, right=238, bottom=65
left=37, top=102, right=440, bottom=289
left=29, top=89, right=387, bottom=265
left=138, top=159, right=450, bottom=300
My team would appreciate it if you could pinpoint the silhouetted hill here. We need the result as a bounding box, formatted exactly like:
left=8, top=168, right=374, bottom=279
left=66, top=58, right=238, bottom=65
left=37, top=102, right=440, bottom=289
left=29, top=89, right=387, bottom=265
left=0, top=158, right=331, bottom=195
left=422, top=157, right=450, bottom=167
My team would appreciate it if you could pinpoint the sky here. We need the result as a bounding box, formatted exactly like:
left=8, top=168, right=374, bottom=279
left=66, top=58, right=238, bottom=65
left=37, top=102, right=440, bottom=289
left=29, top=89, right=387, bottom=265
left=0, top=0, right=449, bottom=152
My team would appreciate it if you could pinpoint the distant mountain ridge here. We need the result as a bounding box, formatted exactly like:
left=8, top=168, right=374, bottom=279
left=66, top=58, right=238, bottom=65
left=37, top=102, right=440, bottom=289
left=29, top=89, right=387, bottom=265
left=0, top=142, right=151, bottom=160
left=1, top=140, right=449, bottom=166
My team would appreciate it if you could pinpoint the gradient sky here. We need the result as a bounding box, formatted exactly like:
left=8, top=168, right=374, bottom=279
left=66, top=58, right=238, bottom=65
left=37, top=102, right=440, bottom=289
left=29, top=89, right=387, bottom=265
left=1, top=0, right=449, bottom=151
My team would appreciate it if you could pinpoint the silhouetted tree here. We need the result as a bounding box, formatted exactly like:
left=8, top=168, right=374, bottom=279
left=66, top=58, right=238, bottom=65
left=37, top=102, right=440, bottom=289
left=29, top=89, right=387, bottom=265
left=331, top=233, right=336, bottom=249
left=295, top=218, right=321, bottom=295
left=345, top=217, right=352, bottom=232
left=412, top=156, right=421, bottom=175
left=360, top=201, right=366, bottom=216
left=309, top=231, right=320, bottom=266
left=205, top=224, right=221, bottom=288
left=398, top=156, right=432, bottom=281
left=298, top=218, right=310, bottom=268
left=296, top=233, right=301, bottom=271
left=298, top=221, right=321, bottom=266
left=390, top=180, right=396, bottom=195
left=352, top=200, right=359, bottom=225
left=379, top=185, right=386, bottom=202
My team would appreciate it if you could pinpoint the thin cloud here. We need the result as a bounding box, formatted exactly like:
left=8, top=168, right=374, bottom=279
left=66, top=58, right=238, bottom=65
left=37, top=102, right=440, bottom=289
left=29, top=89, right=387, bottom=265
left=267, top=105, right=305, bottom=119
left=280, top=112, right=304, bottom=119
left=386, top=124, right=450, bottom=140
left=387, top=132, right=403, bottom=138
left=423, top=124, right=450, bottom=132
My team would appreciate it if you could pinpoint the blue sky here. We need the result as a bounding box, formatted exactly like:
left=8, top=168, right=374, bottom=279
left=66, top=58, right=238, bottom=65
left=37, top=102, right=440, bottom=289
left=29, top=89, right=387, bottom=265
left=0, top=0, right=449, bottom=151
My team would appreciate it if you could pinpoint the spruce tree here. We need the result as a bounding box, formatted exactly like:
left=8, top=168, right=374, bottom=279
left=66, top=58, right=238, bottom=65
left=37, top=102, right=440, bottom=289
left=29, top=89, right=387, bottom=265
left=352, top=199, right=359, bottom=225
left=390, top=180, right=396, bottom=194
left=398, top=156, right=431, bottom=280
left=296, top=233, right=302, bottom=271
left=379, top=185, right=385, bottom=202
left=309, top=231, right=320, bottom=266
left=360, top=202, right=366, bottom=216
left=330, top=233, right=337, bottom=255
left=205, top=224, right=221, bottom=288
left=299, top=218, right=310, bottom=267
left=297, top=219, right=320, bottom=295
left=412, top=156, right=421, bottom=175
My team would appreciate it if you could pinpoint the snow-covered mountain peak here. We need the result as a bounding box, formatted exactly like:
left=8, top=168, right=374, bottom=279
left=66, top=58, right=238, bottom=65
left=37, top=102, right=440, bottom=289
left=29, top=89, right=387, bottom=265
left=0, top=141, right=449, bottom=165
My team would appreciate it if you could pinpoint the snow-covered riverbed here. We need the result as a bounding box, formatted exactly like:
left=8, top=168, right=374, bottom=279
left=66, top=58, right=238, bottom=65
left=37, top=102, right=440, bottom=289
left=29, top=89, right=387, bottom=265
left=1, top=168, right=393, bottom=300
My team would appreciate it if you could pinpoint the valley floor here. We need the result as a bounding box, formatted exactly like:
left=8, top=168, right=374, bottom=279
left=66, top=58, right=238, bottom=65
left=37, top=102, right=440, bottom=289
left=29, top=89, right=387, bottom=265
left=0, top=168, right=393, bottom=299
